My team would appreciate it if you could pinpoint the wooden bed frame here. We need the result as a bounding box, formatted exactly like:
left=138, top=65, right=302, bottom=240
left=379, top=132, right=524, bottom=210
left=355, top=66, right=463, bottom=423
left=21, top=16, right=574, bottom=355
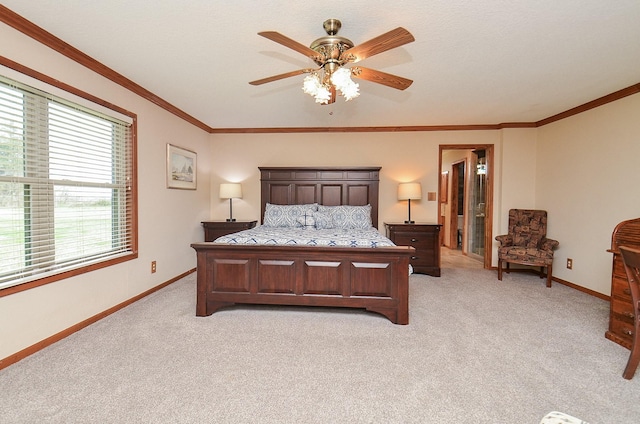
left=191, top=167, right=414, bottom=324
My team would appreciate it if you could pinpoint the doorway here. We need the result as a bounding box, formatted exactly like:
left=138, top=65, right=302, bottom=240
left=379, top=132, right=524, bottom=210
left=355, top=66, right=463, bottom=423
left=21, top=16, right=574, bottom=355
left=439, top=145, right=494, bottom=269
left=449, top=160, right=465, bottom=250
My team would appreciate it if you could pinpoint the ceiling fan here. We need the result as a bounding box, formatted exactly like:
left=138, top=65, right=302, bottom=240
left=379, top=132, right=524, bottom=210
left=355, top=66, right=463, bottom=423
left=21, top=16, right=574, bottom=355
left=249, top=19, right=415, bottom=104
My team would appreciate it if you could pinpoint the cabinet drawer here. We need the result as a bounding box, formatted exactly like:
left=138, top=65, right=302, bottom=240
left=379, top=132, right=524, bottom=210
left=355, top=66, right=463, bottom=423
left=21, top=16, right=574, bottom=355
left=609, top=316, right=635, bottom=343
left=409, top=254, right=431, bottom=267
left=612, top=276, right=632, bottom=301
left=611, top=297, right=635, bottom=323
left=393, top=233, right=432, bottom=248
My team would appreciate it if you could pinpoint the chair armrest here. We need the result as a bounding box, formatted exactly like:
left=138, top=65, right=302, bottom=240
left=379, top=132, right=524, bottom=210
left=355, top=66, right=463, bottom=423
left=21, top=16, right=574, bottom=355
left=495, top=234, right=513, bottom=246
left=540, top=238, right=559, bottom=251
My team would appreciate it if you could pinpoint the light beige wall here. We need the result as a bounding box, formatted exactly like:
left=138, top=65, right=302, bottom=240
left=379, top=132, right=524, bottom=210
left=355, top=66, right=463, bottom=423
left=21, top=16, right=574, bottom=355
left=536, top=93, right=640, bottom=294
left=0, top=24, right=211, bottom=360
left=497, top=128, right=538, bottom=212
left=208, top=131, right=503, bottom=229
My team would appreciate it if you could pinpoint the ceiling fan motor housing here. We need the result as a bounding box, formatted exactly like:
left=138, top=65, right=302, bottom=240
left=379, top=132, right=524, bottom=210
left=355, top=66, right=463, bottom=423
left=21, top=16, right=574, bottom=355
left=310, top=19, right=354, bottom=68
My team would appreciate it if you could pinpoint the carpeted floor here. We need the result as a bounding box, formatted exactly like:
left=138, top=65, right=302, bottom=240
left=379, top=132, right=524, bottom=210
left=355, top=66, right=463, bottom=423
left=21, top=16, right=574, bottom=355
left=1, top=268, right=638, bottom=423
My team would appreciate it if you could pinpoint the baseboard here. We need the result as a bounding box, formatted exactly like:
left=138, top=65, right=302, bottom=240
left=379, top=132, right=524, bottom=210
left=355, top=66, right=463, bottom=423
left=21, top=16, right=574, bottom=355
left=551, top=275, right=609, bottom=301
left=0, top=268, right=196, bottom=371
left=489, top=266, right=610, bottom=301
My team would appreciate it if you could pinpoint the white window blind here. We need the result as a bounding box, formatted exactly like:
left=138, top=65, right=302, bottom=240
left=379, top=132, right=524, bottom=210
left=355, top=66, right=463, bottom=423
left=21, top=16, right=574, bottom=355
left=0, top=75, right=134, bottom=290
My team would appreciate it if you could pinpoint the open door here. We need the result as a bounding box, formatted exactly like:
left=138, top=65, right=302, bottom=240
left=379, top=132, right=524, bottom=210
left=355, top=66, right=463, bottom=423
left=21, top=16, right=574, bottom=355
left=439, top=145, right=494, bottom=269
left=449, top=160, right=465, bottom=250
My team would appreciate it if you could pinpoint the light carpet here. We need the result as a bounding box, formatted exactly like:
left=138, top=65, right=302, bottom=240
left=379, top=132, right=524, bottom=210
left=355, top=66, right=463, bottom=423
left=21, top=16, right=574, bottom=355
left=1, top=268, right=638, bottom=423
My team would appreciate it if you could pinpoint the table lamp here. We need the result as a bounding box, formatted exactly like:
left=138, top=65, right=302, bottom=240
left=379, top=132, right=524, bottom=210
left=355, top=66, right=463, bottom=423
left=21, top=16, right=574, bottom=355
left=219, top=183, right=242, bottom=222
left=398, top=182, right=422, bottom=224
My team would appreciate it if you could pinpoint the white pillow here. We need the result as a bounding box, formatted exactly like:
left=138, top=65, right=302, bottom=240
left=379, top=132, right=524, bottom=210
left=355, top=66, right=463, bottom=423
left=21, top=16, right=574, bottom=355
left=317, top=204, right=372, bottom=229
left=263, top=203, right=318, bottom=227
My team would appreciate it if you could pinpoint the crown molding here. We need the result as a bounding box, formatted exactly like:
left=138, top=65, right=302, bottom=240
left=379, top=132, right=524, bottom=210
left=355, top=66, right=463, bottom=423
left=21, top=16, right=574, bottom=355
left=0, top=5, right=212, bottom=133
left=535, top=83, right=640, bottom=127
left=209, top=122, right=538, bottom=133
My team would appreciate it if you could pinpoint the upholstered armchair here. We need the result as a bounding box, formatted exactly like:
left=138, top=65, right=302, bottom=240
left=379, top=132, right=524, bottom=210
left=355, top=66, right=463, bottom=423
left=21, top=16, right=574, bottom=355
left=495, top=209, right=559, bottom=287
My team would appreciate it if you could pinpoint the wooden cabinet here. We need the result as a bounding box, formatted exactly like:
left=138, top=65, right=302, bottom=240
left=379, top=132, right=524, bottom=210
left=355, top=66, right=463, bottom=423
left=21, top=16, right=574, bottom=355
left=201, top=220, right=257, bottom=242
left=385, top=223, right=441, bottom=277
left=605, top=217, right=640, bottom=349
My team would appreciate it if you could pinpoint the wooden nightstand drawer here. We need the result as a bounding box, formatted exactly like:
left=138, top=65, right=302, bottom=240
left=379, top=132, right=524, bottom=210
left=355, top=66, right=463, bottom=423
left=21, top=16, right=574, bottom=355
left=384, top=223, right=441, bottom=277
left=408, top=254, right=431, bottom=268
left=394, top=233, right=431, bottom=248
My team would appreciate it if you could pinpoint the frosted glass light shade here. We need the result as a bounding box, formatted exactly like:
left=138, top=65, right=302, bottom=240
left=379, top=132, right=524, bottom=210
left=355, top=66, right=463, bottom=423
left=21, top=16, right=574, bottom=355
left=398, top=183, right=422, bottom=200
left=219, top=183, right=242, bottom=199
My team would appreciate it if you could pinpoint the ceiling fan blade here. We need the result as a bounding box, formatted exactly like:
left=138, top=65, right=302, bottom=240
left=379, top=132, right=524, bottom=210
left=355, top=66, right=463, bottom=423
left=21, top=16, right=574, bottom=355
left=351, top=66, right=413, bottom=90
left=249, top=69, right=312, bottom=85
left=342, top=27, right=414, bottom=63
left=258, top=31, right=323, bottom=61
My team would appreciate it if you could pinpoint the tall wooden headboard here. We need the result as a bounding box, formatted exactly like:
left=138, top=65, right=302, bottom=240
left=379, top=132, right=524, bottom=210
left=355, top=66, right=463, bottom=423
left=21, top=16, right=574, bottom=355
left=259, top=167, right=381, bottom=228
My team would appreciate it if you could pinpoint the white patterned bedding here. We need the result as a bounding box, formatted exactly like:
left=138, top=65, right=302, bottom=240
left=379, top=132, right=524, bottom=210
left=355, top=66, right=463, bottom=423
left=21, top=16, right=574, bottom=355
left=213, top=226, right=396, bottom=248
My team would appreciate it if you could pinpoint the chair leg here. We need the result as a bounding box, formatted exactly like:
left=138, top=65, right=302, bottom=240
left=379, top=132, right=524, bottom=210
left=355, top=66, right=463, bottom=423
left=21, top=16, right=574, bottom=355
left=497, top=259, right=503, bottom=280
left=623, top=337, right=640, bottom=379
left=546, top=264, right=552, bottom=287
left=623, top=307, right=640, bottom=379
left=623, top=345, right=640, bottom=379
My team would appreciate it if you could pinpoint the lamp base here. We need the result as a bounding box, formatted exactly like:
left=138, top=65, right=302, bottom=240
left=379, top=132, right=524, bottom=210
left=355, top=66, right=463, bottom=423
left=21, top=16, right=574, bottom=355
left=226, top=218, right=236, bottom=222
left=404, top=220, right=415, bottom=224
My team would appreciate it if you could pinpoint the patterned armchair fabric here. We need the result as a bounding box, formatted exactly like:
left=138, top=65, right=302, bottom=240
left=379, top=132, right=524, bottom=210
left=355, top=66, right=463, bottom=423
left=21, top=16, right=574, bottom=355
left=495, top=209, right=559, bottom=287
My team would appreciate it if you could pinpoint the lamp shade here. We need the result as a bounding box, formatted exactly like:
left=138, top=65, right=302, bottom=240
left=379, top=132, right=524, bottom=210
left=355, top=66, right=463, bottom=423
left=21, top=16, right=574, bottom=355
left=219, top=183, right=242, bottom=199
left=398, top=182, right=422, bottom=200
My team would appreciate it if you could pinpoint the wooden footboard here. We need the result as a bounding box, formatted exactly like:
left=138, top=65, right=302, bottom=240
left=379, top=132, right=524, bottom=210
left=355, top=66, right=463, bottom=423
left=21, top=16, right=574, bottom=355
left=191, top=243, right=414, bottom=324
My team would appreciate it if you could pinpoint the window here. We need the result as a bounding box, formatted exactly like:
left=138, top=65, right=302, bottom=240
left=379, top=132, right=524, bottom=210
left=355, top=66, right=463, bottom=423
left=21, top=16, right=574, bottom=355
left=0, top=75, right=136, bottom=291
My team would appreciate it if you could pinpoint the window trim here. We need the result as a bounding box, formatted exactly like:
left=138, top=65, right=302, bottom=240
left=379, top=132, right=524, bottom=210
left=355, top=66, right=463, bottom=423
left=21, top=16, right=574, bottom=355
left=0, top=57, right=138, bottom=297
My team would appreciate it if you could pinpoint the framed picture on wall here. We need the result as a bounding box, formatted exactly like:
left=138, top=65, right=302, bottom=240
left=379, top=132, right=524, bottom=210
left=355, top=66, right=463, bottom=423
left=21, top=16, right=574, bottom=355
left=166, top=144, right=197, bottom=190
left=440, top=171, right=448, bottom=203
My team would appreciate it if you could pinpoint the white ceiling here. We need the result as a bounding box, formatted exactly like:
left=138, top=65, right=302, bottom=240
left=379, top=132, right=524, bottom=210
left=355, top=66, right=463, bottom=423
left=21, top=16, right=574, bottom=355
left=3, top=0, right=640, bottom=130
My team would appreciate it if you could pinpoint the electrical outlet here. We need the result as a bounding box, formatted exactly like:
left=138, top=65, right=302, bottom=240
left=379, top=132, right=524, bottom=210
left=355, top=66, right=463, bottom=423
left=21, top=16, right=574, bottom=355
left=151, top=261, right=157, bottom=273
left=566, top=258, right=573, bottom=269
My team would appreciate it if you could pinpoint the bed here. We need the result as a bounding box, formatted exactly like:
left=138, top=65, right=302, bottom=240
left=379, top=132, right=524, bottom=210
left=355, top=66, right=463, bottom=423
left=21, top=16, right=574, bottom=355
left=190, top=166, right=414, bottom=324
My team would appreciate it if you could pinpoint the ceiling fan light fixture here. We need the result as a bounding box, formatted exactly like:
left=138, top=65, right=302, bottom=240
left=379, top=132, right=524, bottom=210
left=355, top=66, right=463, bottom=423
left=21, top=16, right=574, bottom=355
left=302, top=73, right=331, bottom=104
left=302, top=68, right=359, bottom=104
left=330, top=67, right=360, bottom=101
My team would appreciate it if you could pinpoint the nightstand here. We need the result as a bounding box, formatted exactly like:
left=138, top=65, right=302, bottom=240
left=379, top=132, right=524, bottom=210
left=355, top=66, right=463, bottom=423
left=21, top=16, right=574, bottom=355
left=201, top=220, right=257, bottom=242
left=385, top=222, right=441, bottom=276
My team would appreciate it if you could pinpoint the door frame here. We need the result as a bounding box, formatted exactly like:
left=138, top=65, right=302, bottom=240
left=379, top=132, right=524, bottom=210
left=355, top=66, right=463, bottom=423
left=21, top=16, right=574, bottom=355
left=439, top=144, right=494, bottom=269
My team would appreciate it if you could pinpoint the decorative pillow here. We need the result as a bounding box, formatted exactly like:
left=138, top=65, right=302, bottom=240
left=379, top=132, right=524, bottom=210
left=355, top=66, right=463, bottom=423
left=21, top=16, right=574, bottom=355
left=317, top=204, right=372, bottom=229
left=296, top=210, right=316, bottom=229
left=263, top=203, right=318, bottom=227
left=312, top=211, right=333, bottom=229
